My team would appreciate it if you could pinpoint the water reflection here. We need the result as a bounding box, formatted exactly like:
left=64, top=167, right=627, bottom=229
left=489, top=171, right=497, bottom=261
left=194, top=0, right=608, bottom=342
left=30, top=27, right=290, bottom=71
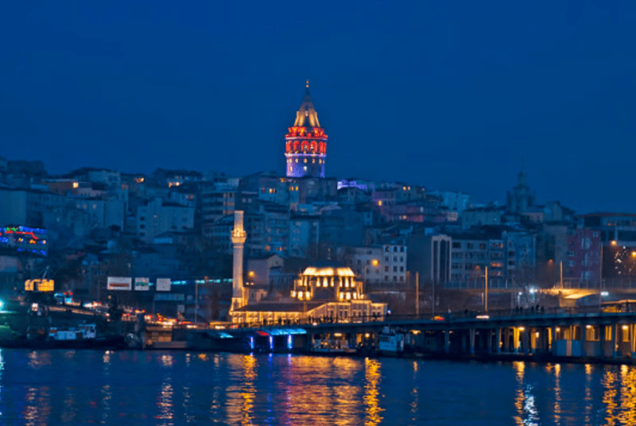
left=553, top=363, right=562, bottom=426
left=23, top=386, right=51, bottom=426
left=618, top=364, right=636, bottom=425
left=410, top=361, right=419, bottom=424
left=602, top=364, right=636, bottom=426
left=585, top=364, right=593, bottom=423
left=602, top=368, right=619, bottom=424
left=364, top=358, right=383, bottom=425
left=27, top=351, right=51, bottom=369
left=226, top=355, right=258, bottom=425
left=240, top=355, right=257, bottom=425
left=513, top=361, right=539, bottom=426
left=7, top=350, right=636, bottom=425
left=156, top=381, right=174, bottom=422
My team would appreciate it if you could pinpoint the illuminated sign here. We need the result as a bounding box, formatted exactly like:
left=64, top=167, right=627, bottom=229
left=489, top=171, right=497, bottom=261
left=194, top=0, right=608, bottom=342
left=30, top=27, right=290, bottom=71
left=134, top=277, right=150, bottom=291
left=107, top=277, right=132, bottom=291
left=156, top=278, right=171, bottom=292
left=25, top=279, right=54, bottom=292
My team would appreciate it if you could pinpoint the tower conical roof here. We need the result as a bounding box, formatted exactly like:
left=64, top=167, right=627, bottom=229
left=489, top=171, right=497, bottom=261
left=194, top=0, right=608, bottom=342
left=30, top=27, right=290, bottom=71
left=293, top=80, right=321, bottom=128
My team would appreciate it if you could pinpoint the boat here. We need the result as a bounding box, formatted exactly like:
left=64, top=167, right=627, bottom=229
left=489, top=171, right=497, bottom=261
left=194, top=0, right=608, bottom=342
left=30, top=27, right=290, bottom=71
left=378, top=326, right=405, bottom=356
left=1, top=323, right=125, bottom=350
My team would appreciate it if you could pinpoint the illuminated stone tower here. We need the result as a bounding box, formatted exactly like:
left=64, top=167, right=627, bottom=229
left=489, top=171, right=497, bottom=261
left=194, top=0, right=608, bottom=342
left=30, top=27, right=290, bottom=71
left=285, top=80, right=328, bottom=178
left=230, top=210, right=247, bottom=312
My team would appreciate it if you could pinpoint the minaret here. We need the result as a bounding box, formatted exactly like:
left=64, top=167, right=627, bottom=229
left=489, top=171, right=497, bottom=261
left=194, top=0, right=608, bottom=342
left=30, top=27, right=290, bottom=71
left=284, top=80, right=328, bottom=178
left=230, top=210, right=247, bottom=312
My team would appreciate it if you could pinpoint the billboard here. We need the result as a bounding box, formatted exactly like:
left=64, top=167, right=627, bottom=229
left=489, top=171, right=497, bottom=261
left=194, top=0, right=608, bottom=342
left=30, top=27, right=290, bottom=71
left=107, top=277, right=132, bottom=291
left=156, top=278, right=171, bottom=292
left=134, top=277, right=150, bottom=291
left=25, top=279, right=54, bottom=292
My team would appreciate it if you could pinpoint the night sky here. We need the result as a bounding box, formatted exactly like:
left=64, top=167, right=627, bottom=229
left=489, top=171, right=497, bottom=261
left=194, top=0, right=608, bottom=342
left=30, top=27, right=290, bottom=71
left=1, top=1, right=635, bottom=213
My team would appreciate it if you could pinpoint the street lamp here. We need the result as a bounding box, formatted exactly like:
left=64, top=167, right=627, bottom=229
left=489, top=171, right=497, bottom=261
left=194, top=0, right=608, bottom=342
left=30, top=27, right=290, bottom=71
left=363, top=259, right=379, bottom=283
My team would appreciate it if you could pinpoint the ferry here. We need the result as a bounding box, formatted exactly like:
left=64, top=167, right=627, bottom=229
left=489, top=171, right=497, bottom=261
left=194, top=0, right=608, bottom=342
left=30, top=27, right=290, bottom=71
left=378, top=326, right=405, bottom=356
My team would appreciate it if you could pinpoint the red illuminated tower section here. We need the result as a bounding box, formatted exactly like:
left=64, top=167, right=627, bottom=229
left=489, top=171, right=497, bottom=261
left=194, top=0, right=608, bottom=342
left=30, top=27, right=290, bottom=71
left=285, top=81, right=327, bottom=178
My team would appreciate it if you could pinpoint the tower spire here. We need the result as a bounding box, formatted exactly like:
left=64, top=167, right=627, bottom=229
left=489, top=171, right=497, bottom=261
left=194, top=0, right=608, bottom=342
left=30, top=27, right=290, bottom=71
left=284, top=82, right=328, bottom=179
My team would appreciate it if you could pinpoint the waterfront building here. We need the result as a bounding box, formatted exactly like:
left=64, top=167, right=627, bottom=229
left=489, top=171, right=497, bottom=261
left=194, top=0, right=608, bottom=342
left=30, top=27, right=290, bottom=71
left=284, top=81, right=328, bottom=178
left=230, top=261, right=387, bottom=325
left=408, top=233, right=452, bottom=285
left=447, top=226, right=537, bottom=289
left=348, top=244, right=408, bottom=284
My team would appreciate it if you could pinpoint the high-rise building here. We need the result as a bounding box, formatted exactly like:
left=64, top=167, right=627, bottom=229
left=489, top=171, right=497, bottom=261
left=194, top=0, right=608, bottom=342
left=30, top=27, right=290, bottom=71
left=284, top=81, right=328, bottom=178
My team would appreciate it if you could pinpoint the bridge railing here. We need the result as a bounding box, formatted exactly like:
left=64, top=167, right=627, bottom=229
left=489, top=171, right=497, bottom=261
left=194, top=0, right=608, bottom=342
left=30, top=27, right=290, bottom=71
left=230, top=303, right=636, bottom=330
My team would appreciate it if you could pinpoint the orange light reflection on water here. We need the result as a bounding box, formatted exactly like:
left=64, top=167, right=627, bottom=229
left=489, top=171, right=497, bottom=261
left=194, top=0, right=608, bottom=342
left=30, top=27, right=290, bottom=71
left=513, top=361, right=539, bottom=426
left=364, top=358, right=383, bottom=425
left=602, top=364, right=636, bottom=426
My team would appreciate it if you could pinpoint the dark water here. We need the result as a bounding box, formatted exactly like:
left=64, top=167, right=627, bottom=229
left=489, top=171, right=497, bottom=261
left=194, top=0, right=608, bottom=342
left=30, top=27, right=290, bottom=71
left=1, top=350, right=636, bottom=425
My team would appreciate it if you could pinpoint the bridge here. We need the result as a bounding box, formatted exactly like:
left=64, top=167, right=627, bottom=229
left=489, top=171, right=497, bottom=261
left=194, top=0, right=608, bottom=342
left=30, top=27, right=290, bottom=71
left=226, top=306, right=636, bottom=362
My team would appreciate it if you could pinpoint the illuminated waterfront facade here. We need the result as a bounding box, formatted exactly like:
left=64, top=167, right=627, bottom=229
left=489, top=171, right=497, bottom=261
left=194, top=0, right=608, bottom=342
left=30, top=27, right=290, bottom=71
left=284, top=81, right=327, bottom=178
left=230, top=262, right=387, bottom=325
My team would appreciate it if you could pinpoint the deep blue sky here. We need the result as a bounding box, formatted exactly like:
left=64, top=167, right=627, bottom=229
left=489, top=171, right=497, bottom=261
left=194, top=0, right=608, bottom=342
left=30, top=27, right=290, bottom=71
left=1, top=1, right=635, bottom=213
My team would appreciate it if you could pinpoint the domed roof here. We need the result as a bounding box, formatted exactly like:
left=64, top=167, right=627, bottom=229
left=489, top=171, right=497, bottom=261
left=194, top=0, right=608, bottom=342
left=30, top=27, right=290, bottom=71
left=302, top=260, right=355, bottom=277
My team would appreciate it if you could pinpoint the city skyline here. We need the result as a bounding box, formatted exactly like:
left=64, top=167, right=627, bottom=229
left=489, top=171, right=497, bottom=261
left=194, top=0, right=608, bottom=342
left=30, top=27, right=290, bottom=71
left=1, top=1, right=635, bottom=213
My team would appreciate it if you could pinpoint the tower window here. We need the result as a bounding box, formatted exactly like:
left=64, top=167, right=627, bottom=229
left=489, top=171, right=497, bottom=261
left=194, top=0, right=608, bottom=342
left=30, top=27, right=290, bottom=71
left=304, top=159, right=307, bottom=163
left=295, top=159, right=298, bottom=163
